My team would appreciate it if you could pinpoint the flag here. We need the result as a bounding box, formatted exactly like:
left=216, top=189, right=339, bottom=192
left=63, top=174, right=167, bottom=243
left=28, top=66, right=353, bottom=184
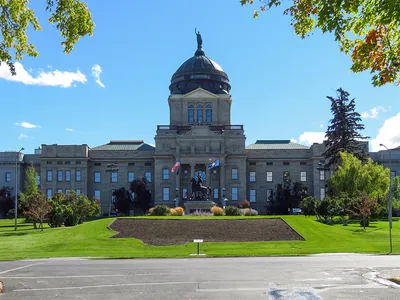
left=171, top=160, right=180, bottom=173
left=208, top=158, right=220, bottom=169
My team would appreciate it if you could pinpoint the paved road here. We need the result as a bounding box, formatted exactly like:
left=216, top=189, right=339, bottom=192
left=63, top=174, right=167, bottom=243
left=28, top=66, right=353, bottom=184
left=0, top=255, right=399, bottom=299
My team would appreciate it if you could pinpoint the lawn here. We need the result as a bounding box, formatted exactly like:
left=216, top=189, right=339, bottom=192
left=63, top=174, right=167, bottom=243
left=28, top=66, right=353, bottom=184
left=0, top=216, right=398, bottom=261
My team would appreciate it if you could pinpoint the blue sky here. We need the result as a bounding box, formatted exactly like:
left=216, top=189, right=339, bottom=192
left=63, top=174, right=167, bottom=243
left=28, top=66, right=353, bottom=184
left=1, top=0, right=399, bottom=153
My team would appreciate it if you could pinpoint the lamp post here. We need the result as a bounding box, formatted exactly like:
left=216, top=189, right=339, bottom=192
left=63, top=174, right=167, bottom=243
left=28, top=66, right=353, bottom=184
left=380, top=143, right=393, bottom=253
left=106, top=163, right=118, bottom=218
left=175, top=188, right=179, bottom=207
left=15, top=147, right=24, bottom=231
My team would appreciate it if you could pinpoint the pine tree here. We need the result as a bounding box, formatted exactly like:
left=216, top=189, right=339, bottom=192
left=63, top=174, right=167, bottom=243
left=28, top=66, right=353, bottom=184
left=324, top=88, right=369, bottom=168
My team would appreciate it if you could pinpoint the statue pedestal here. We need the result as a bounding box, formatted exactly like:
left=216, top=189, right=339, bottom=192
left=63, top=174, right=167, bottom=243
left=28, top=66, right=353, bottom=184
left=184, top=201, right=215, bottom=215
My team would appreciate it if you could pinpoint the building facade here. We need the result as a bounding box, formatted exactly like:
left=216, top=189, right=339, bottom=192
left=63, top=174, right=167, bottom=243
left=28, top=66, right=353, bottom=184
left=1, top=40, right=399, bottom=215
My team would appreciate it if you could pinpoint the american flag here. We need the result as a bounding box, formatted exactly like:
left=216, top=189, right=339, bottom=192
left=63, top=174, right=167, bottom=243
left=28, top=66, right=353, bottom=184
left=171, top=160, right=180, bottom=173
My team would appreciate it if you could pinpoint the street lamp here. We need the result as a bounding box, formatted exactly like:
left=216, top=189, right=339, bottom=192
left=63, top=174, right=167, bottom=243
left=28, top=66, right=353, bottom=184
left=15, top=147, right=24, bottom=231
left=380, top=143, right=393, bottom=253
left=175, top=188, right=179, bottom=207
left=106, top=163, right=118, bottom=218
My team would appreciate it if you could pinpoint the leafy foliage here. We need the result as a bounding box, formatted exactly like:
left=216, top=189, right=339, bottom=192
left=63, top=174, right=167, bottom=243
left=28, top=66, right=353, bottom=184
left=211, top=206, right=224, bottom=216
left=224, top=205, right=242, bottom=216
left=237, top=200, right=251, bottom=208
left=130, top=179, right=152, bottom=214
left=0, top=186, right=13, bottom=218
left=348, top=194, right=377, bottom=229
left=241, top=208, right=258, bottom=216
left=112, top=187, right=133, bottom=216
left=240, top=0, right=400, bottom=86
left=272, top=181, right=308, bottom=214
left=323, top=88, right=369, bottom=167
left=149, top=205, right=170, bottom=216
left=23, top=193, right=51, bottom=231
left=169, top=207, right=184, bottom=216
left=299, top=196, right=317, bottom=216
left=315, top=196, right=341, bottom=224
left=19, top=166, right=41, bottom=212
left=0, top=0, right=94, bottom=75
left=392, top=176, right=400, bottom=201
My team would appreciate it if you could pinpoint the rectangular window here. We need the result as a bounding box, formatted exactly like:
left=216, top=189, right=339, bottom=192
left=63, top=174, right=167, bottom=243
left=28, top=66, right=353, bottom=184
left=76, top=189, right=81, bottom=196
left=163, top=187, right=169, bottom=201
left=47, top=170, right=53, bottom=182
left=57, top=161, right=63, bottom=165
left=267, top=189, right=273, bottom=202
left=300, top=161, right=307, bottom=165
left=76, top=161, right=81, bottom=165
left=94, top=163, right=101, bottom=166
left=188, top=109, right=194, bottom=122
left=128, top=162, right=135, bottom=166
left=213, top=188, right=219, bottom=200
left=206, top=109, right=212, bottom=122
left=320, top=187, right=325, bottom=200
left=300, top=172, right=307, bottom=182
left=111, top=172, right=118, bottom=183
left=5, top=172, right=11, bottom=182
left=182, top=188, right=188, bottom=199
left=249, top=162, right=256, bottom=166
left=47, top=189, right=53, bottom=199
left=231, top=168, right=238, bottom=180
left=145, top=172, right=152, bottom=182
left=249, top=171, right=256, bottom=182
left=266, top=171, right=273, bottom=182
left=145, top=162, right=152, bottom=166
left=266, top=162, right=273, bottom=166
left=76, top=170, right=81, bottom=182
left=250, top=190, right=256, bottom=202
left=197, top=109, right=203, bottom=122
left=128, top=172, right=135, bottom=182
left=65, top=170, right=71, bottom=182
left=94, top=172, right=101, bottom=183
left=231, top=187, right=238, bottom=201
left=57, top=189, right=63, bottom=194
left=37, top=175, right=41, bottom=186
left=162, top=169, right=169, bottom=180
left=283, top=162, right=290, bottom=166
left=65, top=161, right=71, bottom=165
left=57, top=170, right=63, bottom=182
left=94, top=190, right=101, bottom=201
left=320, top=170, right=325, bottom=181
left=283, top=171, right=290, bottom=186
left=47, top=161, right=53, bottom=165
left=391, top=171, right=396, bottom=178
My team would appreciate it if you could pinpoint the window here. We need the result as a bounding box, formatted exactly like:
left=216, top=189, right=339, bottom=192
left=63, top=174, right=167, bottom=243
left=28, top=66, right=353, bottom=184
left=183, top=188, right=188, bottom=199
left=300, top=161, right=307, bottom=165
left=47, top=161, right=53, bottom=165
left=249, top=171, right=256, bottom=182
left=5, top=172, right=11, bottom=182
left=76, top=161, right=81, bottom=165
left=94, top=190, right=101, bottom=201
left=162, top=169, right=169, bottom=180
left=249, top=162, right=256, bottom=166
left=283, top=162, right=290, bottom=166
left=94, top=163, right=101, bottom=166
left=145, top=172, right=152, bottom=182
left=65, top=170, right=71, bottom=182
left=188, top=105, right=194, bottom=122
left=250, top=190, right=256, bottom=202
left=391, top=171, right=396, bottom=178
left=163, top=187, right=169, bottom=201
left=128, top=162, right=135, bottom=166
left=47, top=170, right=53, bottom=182
left=111, top=172, right=118, bottom=183
left=57, top=170, right=63, bottom=182
left=266, top=171, right=273, bottom=182
left=231, top=187, right=238, bottom=201
left=76, top=189, right=81, bottom=196
left=206, top=105, right=212, bottom=122
left=231, top=168, right=238, bottom=180
left=145, top=162, right=152, bottom=166
left=197, top=105, right=203, bottom=122
left=66, top=190, right=71, bottom=195
left=76, top=170, right=81, bottom=182
left=320, top=188, right=325, bottom=200
left=300, top=172, right=307, bottom=182
left=37, top=175, right=41, bottom=186
left=57, top=161, right=63, bottom=165
left=65, top=161, right=71, bottom=165
left=266, top=162, right=273, bottom=166
left=57, top=189, right=63, bottom=194
left=319, top=170, right=325, bottom=181
left=47, top=189, right=53, bottom=199
left=128, top=172, right=135, bottom=182
left=267, top=189, right=273, bottom=202
left=94, top=172, right=101, bottom=183
left=213, top=188, right=219, bottom=200
left=283, top=171, right=290, bottom=186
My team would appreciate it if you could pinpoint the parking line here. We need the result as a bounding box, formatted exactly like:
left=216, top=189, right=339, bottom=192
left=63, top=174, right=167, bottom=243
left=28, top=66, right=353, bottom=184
left=0, top=262, right=47, bottom=275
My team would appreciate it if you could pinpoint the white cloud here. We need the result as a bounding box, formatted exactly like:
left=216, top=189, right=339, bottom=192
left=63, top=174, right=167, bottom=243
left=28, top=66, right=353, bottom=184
left=0, top=62, right=87, bottom=88
left=65, top=128, right=74, bottom=132
left=15, top=122, right=41, bottom=129
left=17, top=133, right=32, bottom=140
left=91, top=64, right=105, bottom=88
left=290, top=138, right=298, bottom=143
left=370, top=113, right=400, bottom=151
left=298, top=132, right=326, bottom=146
left=361, top=106, right=387, bottom=119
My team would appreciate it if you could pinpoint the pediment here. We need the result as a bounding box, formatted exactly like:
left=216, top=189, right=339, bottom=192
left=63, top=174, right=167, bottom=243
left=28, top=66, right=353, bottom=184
left=182, top=88, right=218, bottom=99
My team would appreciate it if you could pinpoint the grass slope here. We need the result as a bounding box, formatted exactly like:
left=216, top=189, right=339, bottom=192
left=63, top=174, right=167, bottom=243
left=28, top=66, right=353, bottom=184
left=0, top=216, right=398, bottom=261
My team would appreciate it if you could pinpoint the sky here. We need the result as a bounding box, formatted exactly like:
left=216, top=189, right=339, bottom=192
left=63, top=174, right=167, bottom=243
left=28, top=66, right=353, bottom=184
left=1, top=0, right=399, bottom=154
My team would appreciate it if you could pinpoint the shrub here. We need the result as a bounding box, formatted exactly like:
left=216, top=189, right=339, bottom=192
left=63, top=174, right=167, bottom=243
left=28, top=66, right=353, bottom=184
left=224, top=206, right=242, bottom=216
left=211, top=206, right=224, bottom=216
left=190, top=210, right=212, bottom=216
left=242, top=208, right=258, bottom=216
left=149, top=205, right=170, bottom=216
left=238, top=200, right=251, bottom=209
left=300, top=196, right=317, bottom=216
left=170, top=207, right=184, bottom=216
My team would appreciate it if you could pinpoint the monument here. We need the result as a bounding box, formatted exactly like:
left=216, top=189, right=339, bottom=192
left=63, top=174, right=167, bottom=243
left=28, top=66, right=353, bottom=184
left=184, top=171, right=215, bottom=214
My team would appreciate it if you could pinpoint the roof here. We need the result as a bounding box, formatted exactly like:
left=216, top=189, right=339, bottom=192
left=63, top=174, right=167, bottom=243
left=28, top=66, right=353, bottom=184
left=246, top=140, right=309, bottom=150
left=91, top=140, right=155, bottom=151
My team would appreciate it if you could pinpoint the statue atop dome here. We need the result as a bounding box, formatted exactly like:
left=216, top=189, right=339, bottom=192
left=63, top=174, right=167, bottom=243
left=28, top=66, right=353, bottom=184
left=195, top=28, right=202, bottom=50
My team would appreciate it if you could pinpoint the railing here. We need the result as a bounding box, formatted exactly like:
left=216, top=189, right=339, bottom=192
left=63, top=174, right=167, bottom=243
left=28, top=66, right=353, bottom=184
left=157, top=125, right=192, bottom=131
left=209, top=125, right=243, bottom=131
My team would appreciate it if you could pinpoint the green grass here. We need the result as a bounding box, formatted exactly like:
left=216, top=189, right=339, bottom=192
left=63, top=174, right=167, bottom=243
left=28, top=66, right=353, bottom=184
left=0, top=216, right=399, bottom=261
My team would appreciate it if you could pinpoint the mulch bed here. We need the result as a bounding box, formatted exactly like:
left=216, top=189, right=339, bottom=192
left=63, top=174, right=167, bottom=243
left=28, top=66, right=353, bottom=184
left=109, top=218, right=304, bottom=246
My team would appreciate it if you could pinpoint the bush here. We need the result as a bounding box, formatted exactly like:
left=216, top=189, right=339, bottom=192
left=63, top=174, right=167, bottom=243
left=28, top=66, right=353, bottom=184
left=149, top=205, right=170, bottom=216
left=238, top=200, right=251, bottom=209
left=360, top=218, right=370, bottom=227
left=170, top=207, right=184, bottom=216
left=190, top=210, right=212, bottom=216
left=242, top=208, right=258, bottom=216
left=300, top=196, right=317, bottom=216
left=211, top=206, right=224, bottom=216
left=224, top=206, right=242, bottom=216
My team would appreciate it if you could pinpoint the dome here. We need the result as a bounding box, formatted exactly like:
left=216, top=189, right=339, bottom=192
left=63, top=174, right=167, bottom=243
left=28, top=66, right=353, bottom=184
left=169, top=40, right=231, bottom=95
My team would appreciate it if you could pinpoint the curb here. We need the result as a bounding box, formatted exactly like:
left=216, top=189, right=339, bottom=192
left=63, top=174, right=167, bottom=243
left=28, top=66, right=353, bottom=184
left=279, top=217, right=306, bottom=241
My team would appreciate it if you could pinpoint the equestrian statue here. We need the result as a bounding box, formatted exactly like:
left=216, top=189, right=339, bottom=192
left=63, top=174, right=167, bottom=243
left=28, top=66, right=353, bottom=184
left=190, top=175, right=211, bottom=201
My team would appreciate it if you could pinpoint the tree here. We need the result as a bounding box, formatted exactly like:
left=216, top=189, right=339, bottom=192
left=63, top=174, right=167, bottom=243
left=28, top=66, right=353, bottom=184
left=23, top=194, right=51, bottom=231
left=0, top=0, right=94, bottom=75
left=0, top=186, right=13, bottom=218
left=324, top=88, right=369, bottom=167
left=315, top=196, right=341, bottom=224
left=130, top=179, right=152, bottom=214
left=392, top=176, right=400, bottom=201
left=299, top=195, right=317, bottom=216
left=328, top=152, right=390, bottom=201
left=112, top=187, right=133, bottom=216
left=348, top=194, right=377, bottom=229
left=240, top=0, right=400, bottom=86
left=20, top=166, right=41, bottom=210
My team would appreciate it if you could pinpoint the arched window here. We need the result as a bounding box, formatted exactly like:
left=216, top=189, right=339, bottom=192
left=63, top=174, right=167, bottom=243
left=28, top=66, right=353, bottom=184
left=188, top=105, right=194, bottom=122
left=197, top=105, right=203, bottom=123
left=206, top=104, right=212, bottom=122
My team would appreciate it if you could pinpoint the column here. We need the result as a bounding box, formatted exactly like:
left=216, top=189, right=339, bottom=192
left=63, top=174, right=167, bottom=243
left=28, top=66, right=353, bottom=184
left=206, top=165, right=210, bottom=187
left=190, top=163, right=195, bottom=179
left=220, top=163, right=225, bottom=203
left=176, top=161, right=181, bottom=205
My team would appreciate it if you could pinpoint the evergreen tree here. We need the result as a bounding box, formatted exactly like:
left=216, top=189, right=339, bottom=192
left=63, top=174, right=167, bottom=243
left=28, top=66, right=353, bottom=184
left=324, top=88, right=369, bottom=167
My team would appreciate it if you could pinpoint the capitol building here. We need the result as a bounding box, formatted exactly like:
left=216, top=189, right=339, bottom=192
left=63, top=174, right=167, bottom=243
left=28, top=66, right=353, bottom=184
left=1, top=36, right=399, bottom=215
